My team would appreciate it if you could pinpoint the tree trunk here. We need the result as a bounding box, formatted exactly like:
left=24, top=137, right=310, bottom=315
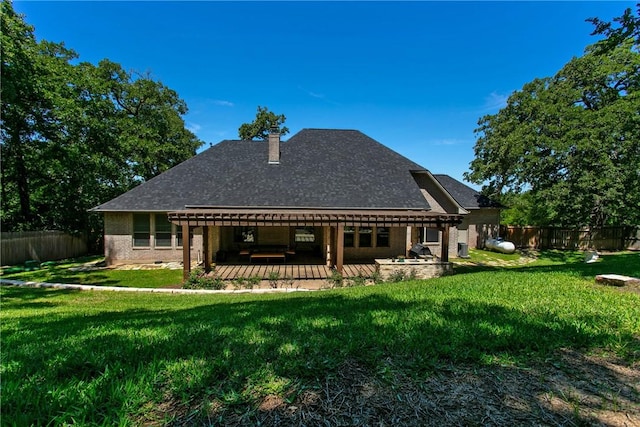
left=11, top=130, right=32, bottom=225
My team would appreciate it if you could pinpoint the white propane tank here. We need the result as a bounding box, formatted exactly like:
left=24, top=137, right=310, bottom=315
left=485, top=237, right=516, bottom=254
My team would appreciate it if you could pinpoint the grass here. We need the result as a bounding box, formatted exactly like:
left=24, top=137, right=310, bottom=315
left=1, top=256, right=182, bottom=288
left=1, top=251, right=639, bottom=425
left=460, top=247, right=525, bottom=264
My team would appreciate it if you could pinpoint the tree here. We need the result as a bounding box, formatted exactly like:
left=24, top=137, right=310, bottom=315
left=0, top=1, right=203, bottom=249
left=465, top=7, right=640, bottom=228
left=588, top=3, right=639, bottom=52
left=1, top=1, right=79, bottom=228
left=238, top=106, right=289, bottom=140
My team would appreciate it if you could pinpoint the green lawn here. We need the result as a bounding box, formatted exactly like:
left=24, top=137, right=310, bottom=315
left=1, top=251, right=639, bottom=425
left=1, top=257, right=182, bottom=288
left=3, top=249, right=636, bottom=289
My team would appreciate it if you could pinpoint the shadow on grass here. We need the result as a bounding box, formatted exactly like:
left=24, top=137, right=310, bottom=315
left=2, top=284, right=638, bottom=425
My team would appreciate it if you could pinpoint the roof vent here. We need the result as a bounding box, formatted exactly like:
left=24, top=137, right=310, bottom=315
left=268, top=126, right=280, bottom=164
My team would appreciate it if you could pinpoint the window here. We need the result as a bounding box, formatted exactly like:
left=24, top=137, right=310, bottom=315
left=422, top=228, right=439, bottom=243
left=295, top=227, right=315, bottom=243
left=376, top=227, right=390, bottom=247
left=234, top=226, right=256, bottom=243
left=359, top=227, right=372, bottom=247
left=176, top=226, right=193, bottom=248
left=343, top=226, right=355, bottom=247
left=133, top=214, right=150, bottom=247
left=154, top=214, right=172, bottom=247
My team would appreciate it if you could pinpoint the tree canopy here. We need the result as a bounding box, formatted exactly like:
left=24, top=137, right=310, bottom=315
left=238, top=106, right=289, bottom=140
left=0, top=1, right=203, bottom=248
left=465, top=5, right=640, bottom=228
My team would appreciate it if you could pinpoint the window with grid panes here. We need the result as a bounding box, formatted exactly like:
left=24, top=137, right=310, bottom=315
left=343, top=226, right=355, bottom=247
left=359, top=227, right=372, bottom=247
left=376, top=227, right=390, bottom=247
left=154, top=214, right=172, bottom=247
left=133, top=214, right=150, bottom=247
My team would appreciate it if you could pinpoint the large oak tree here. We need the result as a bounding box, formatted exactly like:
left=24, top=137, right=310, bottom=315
left=1, top=1, right=203, bottom=248
left=465, top=5, right=639, bottom=228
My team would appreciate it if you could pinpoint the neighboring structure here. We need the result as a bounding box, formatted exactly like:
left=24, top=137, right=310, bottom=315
left=92, top=129, right=499, bottom=279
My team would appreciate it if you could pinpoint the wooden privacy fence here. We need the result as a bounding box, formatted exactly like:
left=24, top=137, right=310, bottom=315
left=500, top=226, right=640, bottom=251
left=1, top=231, right=88, bottom=266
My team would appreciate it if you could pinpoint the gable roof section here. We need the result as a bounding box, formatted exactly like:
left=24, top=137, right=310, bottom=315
left=92, top=129, right=431, bottom=212
left=433, top=174, right=502, bottom=209
left=411, top=171, right=468, bottom=215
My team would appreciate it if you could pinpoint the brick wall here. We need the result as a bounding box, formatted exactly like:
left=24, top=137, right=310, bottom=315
left=104, top=212, right=204, bottom=265
left=464, top=209, right=501, bottom=249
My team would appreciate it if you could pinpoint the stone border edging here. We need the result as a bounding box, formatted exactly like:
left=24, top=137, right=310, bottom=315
left=0, top=279, right=310, bottom=294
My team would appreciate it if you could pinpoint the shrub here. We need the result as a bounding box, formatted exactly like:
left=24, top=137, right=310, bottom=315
left=183, top=268, right=226, bottom=290
left=388, top=269, right=406, bottom=283
left=370, top=270, right=383, bottom=284
left=207, top=276, right=226, bottom=290
left=183, top=269, right=200, bottom=289
left=347, top=270, right=367, bottom=287
left=233, top=277, right=247, bottom=290
left=247, top=276, right=261, bottom=289
left=326, top=270, right=344, bottom=288
left=281, top=276, right=296, bottom=289
left=267, top=271, right=280, bottom=289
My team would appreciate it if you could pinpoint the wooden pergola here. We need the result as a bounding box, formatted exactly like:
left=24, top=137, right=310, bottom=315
left=168, top=208, right=464, bottom=281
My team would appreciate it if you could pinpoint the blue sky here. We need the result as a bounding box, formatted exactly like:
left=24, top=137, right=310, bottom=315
left=14, top=1, right=633, bottom=186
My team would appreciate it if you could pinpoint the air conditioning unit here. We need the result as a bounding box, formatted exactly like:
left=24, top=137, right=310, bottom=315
left=458, top=242, right=469, bottom=258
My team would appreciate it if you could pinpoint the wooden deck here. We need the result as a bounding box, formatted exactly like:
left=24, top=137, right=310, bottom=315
left=213, top=263, right=376, bottom=280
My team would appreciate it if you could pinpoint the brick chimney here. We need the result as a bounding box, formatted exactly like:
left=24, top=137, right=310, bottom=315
left=268, top=125, right=280, bottom=164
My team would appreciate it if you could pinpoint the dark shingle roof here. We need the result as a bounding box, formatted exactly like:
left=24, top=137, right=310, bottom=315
left=433, top=174, right=501, bottom=209
left=92, top=129, right=431, bottom=212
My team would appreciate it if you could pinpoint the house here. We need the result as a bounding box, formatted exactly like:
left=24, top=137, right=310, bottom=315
left=432, top=174, right=502, bottom=251
left=91, top=129, right=500, bottom=280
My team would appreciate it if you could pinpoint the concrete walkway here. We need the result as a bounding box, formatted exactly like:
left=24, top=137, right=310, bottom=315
left=0, top=279, right=312, bottom=294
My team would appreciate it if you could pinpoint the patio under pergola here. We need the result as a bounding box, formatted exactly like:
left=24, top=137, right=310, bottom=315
left=168, top=208, right=464, bottom=281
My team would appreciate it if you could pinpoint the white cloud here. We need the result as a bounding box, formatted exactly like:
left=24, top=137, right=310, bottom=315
left=186, top=122, right=202, bottom=134
left=298, top=86, right=340, bottom=105
left=482, top=91, right=509, bottom=111
left=299, top=86, right=324, bottom=99
left=431, top=138, right=464, bottom=146
left=213, top=99, right=234, bottom=107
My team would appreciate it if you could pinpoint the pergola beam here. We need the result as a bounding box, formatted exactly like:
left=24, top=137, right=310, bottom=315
left=168, top=209, right=463, bottom=228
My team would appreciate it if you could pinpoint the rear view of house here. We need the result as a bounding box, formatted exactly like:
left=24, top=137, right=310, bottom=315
left=92, top=129, right=499, bottom=279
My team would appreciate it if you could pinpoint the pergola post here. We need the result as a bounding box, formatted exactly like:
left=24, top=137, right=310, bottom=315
left=441, top=225, right=450, bottom=262
left=336, top=224, right=344, bottom=274
left=182, top=224, right=191, bottom=282
left=203, top=225, right=211, bottom=273
left=406, top=226, right=413, bottom=257
left=324, top=226, right=331, bottom=266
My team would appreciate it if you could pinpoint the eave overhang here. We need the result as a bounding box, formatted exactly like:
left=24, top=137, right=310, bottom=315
left=167, top=208, right=464, bottom=228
